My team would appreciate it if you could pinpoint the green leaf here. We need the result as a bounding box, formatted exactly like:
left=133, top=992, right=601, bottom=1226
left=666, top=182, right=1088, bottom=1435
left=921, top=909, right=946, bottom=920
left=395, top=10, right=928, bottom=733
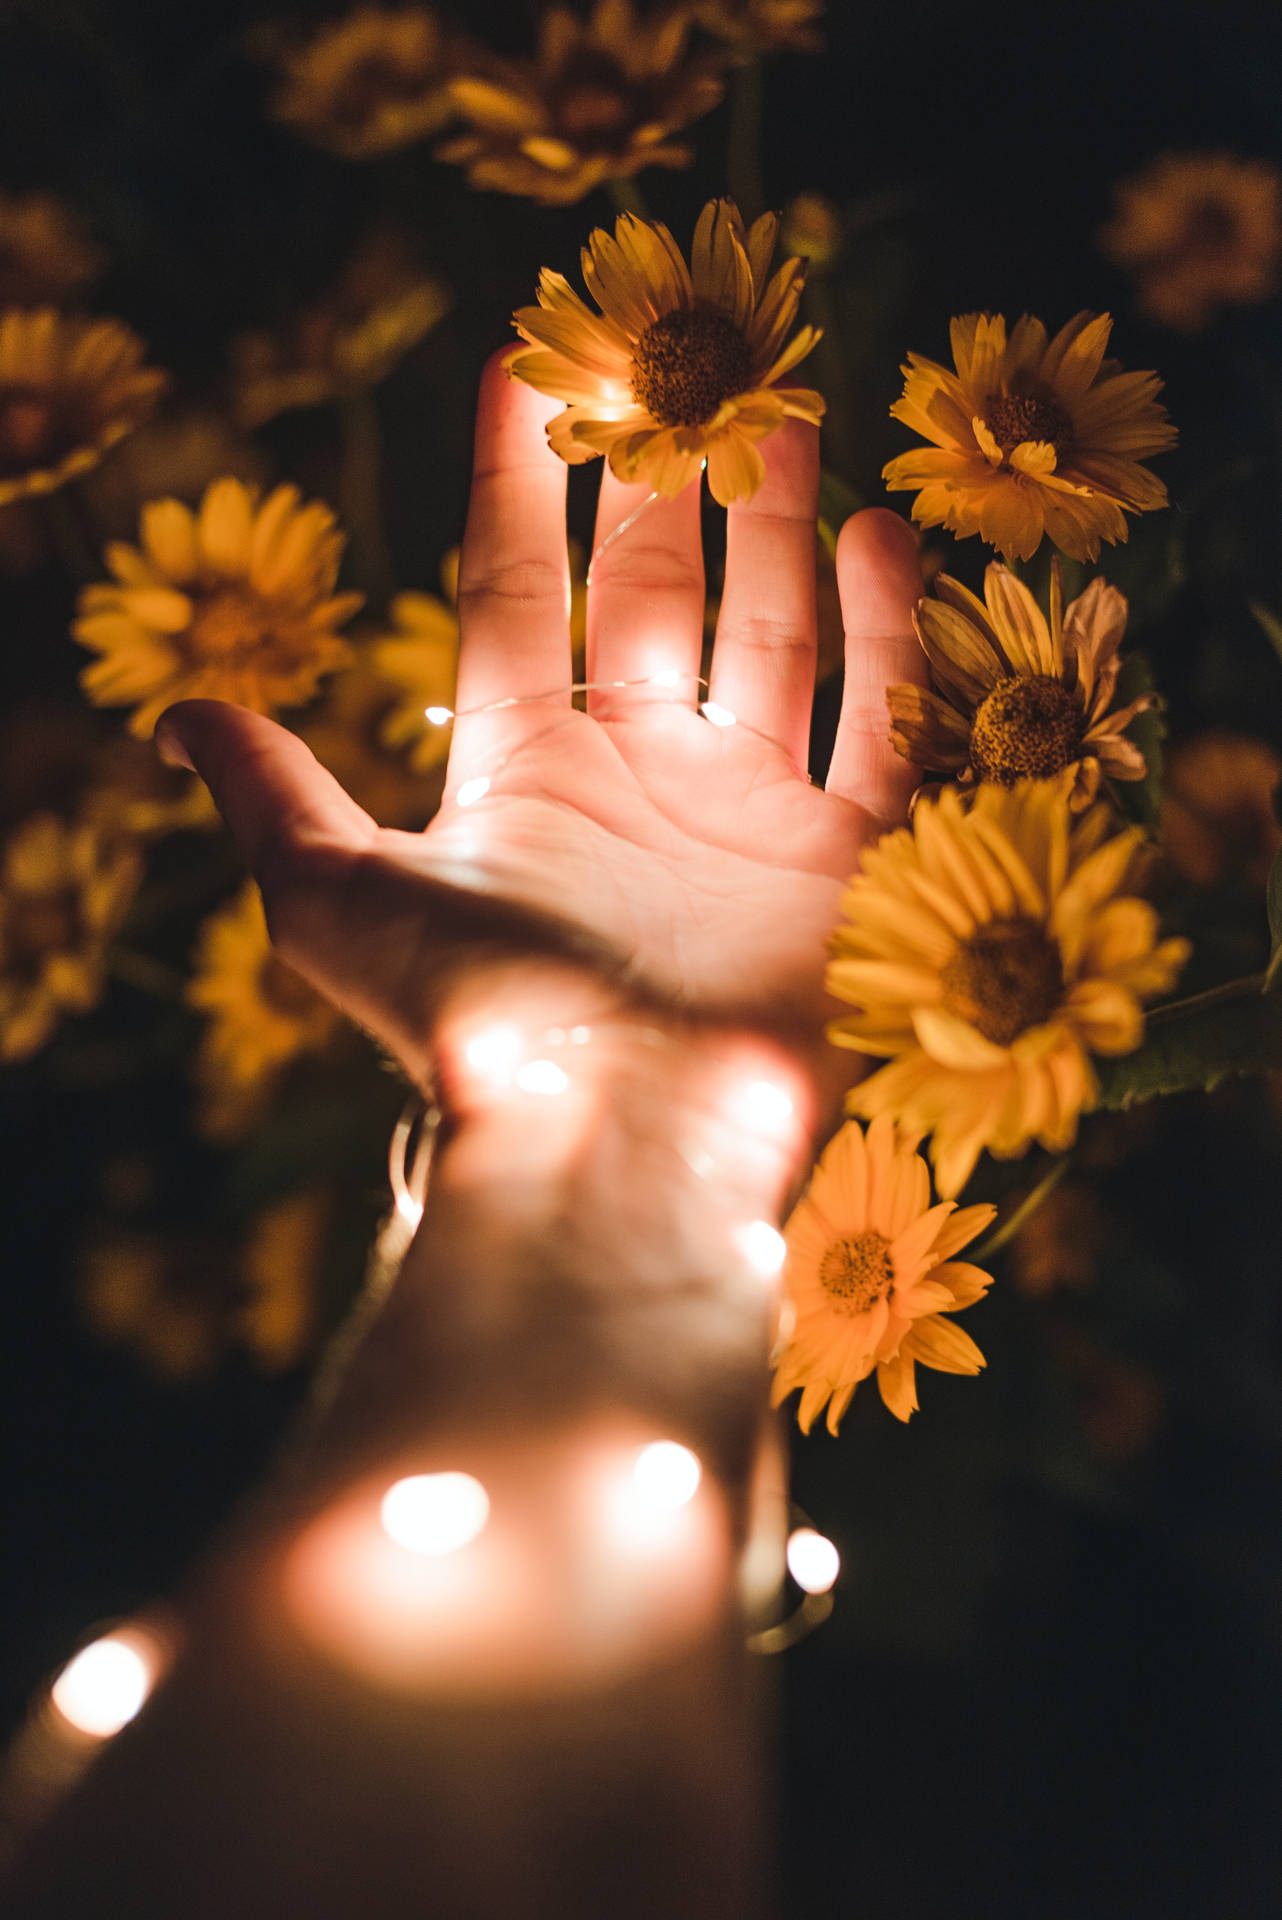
left=1095, top=980, right=1281, bottom=1107
left=1110, top=650, right=1164, bottom=828
left=817, top=467, right=864, bottom=558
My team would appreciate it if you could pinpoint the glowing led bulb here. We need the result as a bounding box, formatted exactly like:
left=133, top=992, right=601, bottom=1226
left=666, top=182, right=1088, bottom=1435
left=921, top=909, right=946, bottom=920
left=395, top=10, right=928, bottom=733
left=632, top=1441, right=701, bottom=1511
left=380, top=1473, right=490, bottom=1556
left=51, top=1634, right=155, bottom=1738
left=700, top=700, right=736, bottom=728
left=734, top=1079, right=794, bottom=1133
left=649, top=668, right=682, bottom=689
left=464, top=1024, right=523, bottom=1081
left=456, top=776, right=490, bottom=809
left=786, top=1527, right=840, bottom=1595
left=424, top=705, right=454, bottom=726
left=515, top=1058, right=569, bottom=1096
left=735, top=1219, right=787, bottom=1277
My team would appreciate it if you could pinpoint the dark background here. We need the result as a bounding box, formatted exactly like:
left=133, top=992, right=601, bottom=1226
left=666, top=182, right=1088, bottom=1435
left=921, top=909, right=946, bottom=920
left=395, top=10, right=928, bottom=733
left=3, top=2, right=1282, bottom=1914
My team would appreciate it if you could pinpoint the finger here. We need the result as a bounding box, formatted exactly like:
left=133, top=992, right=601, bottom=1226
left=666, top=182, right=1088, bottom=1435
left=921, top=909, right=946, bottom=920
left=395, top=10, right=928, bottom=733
left=454, top=351, right=572, bottom=762
left=707, top=418, right=819, bottom=767
left=825, top=508, right=926, bottom=824
left=585, top=469, right=705, bottom=717
left=155, top=701, right=375, bottom=894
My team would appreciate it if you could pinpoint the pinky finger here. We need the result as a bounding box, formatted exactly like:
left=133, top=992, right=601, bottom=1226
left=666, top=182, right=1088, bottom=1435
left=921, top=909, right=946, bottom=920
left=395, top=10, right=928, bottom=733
left=824, top=509, right=926, bottom=827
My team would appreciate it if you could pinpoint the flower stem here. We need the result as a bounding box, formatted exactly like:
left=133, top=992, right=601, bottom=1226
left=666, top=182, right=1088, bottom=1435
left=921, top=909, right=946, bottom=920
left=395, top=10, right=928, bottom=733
left=337, top=390, right=395, bottom=610
left=605, top=176, right=650, bottom=220
left=108, top=946, right=186, bottom=1000
left=969, top=1155, right=1070, bottom=1263
left=1146, top=971, right=1266, bottom=1027
left=727, top=58, right=766, bottom=221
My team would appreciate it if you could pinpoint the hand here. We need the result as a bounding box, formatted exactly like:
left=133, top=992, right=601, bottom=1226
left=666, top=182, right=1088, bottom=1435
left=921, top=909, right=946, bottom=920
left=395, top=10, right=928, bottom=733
left=156, top=353, right=924, bottom=1121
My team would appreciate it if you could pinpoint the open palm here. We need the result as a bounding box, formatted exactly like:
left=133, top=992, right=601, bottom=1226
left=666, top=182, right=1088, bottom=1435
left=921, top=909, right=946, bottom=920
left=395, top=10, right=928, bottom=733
left=158, top=357, right=925, bottom=1109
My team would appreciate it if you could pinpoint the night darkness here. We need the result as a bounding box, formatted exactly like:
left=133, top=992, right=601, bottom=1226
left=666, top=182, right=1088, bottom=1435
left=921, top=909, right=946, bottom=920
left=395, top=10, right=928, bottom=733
left=3, top=2, right=1282, bottom=1914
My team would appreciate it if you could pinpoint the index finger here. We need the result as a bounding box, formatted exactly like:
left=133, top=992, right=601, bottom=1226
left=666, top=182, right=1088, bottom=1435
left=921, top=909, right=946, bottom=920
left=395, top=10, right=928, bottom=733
left=824, top=509, right=926, bottom=826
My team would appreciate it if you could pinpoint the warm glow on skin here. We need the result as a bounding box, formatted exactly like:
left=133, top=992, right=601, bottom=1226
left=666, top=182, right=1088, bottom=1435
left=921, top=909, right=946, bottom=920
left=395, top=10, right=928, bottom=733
left=735, top=1219, right=787, bottom=1277
left=280, top=1428, right=728, bottom=1698
left=380, top=1472, right=490, bottom=1555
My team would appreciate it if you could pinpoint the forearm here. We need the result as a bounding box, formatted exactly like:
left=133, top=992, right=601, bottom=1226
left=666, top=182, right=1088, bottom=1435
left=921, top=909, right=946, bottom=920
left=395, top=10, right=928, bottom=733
left=8, top=999, right=805, bottom=1918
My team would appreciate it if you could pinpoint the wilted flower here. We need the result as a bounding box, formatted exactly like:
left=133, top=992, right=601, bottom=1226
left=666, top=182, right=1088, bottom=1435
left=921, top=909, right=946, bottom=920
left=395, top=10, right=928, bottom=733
left=273, top=5, right=457, bottom=158
left=187, top=880, right=340, bottom=1140
left=888, top=560, right=1155, bottom=809
left=75, top=477, right=361, bottom=737
left=829, top=782, right=1190, bottom=1196
left=231, top=227, right=449, bottom=428
left=439, top=0, right=725, bottom=205
left=882, top=311, right=1177, bottom=562
left=0, top=191, right=103, bottom=307
left=0, top=812, right=140, bottom=1062
left=0, top=309, right=166, bottom=508
left=1100, top=152, right=1282, bottom=333
left=771, top=1117, right=995, bottom=1430
left=508, top=198, right=823, bottom=505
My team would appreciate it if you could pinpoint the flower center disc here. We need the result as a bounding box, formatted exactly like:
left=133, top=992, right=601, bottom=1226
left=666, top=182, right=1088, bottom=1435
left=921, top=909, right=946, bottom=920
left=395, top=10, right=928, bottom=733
left=818, top=1231, right=895, bottom=1316
left=188, top=591, right=271, bottom=662
left=969, top=675, right=1083, bottom=784
left=940, top=918, right=1063, bottom=1046
left=631, top=307, right=753, bottom=428
left=984, top=389, right=1071, bottom=457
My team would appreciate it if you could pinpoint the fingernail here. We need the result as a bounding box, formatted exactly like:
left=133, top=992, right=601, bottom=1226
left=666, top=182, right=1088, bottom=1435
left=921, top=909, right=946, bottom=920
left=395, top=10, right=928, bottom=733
left=154, top=719, right=194, bottom=773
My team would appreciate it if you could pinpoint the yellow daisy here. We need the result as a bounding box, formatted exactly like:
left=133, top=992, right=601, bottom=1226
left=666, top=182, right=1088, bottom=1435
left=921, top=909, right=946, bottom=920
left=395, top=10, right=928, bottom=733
left=0, top=191, right=103, bottom=307
left=300, top=656, right=440, bottom=826
left=74, top=477, right=361, bottom=737
left=888, top=559, right=1155, bottom=809
left=439, top=0, right=725, bottom=206
left=187, top=880, right=339, bottom=1140
left=231, top=227, right=449, bottom=428
left=273, top=6, right=457, bottom=159
left=828, top=782, right=1190, bottom=1197
left=770, top=1117, right=995, bottom=1432
left=508, top=197, right=824, bottom=506
left=691, top=0, right=824, bottom=55
left=0, top=308, right=166, bottom=508
left=1100, top=152, right=1282, bottom=334
left=882, top=311, right=1177, bottom=563
left=0, top=812, right=141, bottom=1063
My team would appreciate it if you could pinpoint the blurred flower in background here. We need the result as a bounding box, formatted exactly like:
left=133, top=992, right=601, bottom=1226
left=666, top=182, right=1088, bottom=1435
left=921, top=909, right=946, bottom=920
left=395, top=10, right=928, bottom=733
left=187, top=881, right=341, bottom=1141
left=771, top=1116, right=995, bottom=1430
left=79, top=1187, right=329, bottom=1378
left=691, top=0, right=824, bottom=56
left=780, top=190, right=841, bottom=268
left=888, top=562, right=1154, bottom=809
left=508, top=198, right=823, bottom=503
left=74, top=478, right=361, bottom=736
left=0, top=310, right=166, bottom=507
left=440, top=0, right=726, bottom=205
left=272, top=5, right=460, bottom=159
left=0, top=812, right=140, bottom=1062
left=370, top=582, right=460, bottom=773
left=1160, top=731, right=1282, bottom=891
left=883, top=311, right=1176, bottom=561
left=1100, top=152, right=1282, bottom=333
left=0, top=191, right=103, bottom=308
left=80, top=404, right=269, bottom=542
left=231, top=226, right=450, bottom=429
left=300, top=654, right=443, bottom=825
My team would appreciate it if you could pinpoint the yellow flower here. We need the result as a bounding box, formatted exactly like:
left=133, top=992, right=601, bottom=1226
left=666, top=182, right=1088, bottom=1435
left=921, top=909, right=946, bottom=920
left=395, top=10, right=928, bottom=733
left=780, top=191, right=841, bottom=268
left=0, top=191, right=103, bottom=307
left=691, top=0, right=824, bottom=55
left=1100, top=152, right=1282, bottom=333
left=828, top=782, right=1190, bottom=1197
left=0, top=308, right=166, bottom=508
left=370, top=589, right=460, bottom=774
left=888, top=559, right=1155, bottom=809
left=508, top=198, right=823, bottom=506
left=1160, top=730, right=1282, bottom=892
left=882, top=311, right=1177, bottom=563
left=273, top=5, right=457, bottom=159
left=300, top=656, right=441, bottom=826
left=771, top=1117, right=995, bottom=1431
left=74, top=477, right=361, bottom=737
left=231, top=227, right=449, bottom=428
left=187, top=881, right=339, bottom=1140
left=79, top=1189, right=327, bottom=1378
left=0, top=812, right=140, bottom=1062
left=439, top=0, right=725, bottom=205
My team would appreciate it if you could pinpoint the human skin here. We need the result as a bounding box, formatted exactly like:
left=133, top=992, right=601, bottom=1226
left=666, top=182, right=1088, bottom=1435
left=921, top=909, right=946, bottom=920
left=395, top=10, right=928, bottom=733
left=6, top=354, right=923, bottom=1918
